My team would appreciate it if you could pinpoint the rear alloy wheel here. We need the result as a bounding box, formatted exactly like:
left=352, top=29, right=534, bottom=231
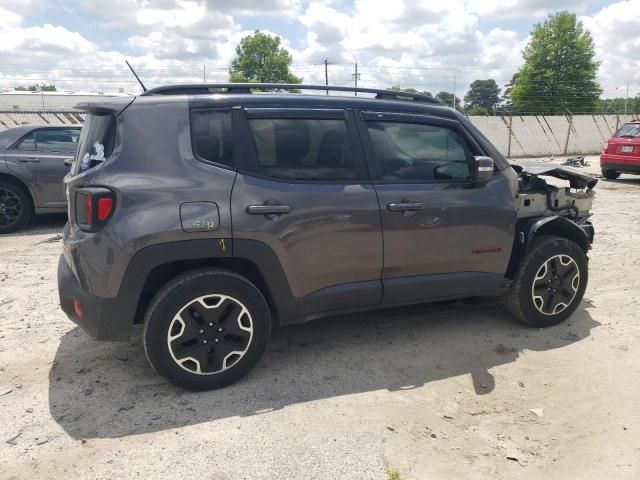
left=505, top=236, right=588, bottom=327
left=601, top=169, right=620, bottom=180
left=0, top=182, right=32, bottom=234
left=167, top=294, right=254, bottom=375
left=144, top=268, right=271, bottom=390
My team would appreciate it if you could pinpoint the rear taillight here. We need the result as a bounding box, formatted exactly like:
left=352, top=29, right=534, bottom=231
left=97, top=197, right=113, bottom=221
left=75, top=187, right=115, bottom=232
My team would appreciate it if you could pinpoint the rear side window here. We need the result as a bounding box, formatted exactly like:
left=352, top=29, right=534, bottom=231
left=190, top=110, right=234, bottom=168
left=247, top=118, right=355, bottom=181
left=72, top=114, right=116, bottom=175
left=36, top=128, right=79, bottom=152
left=366, top=122, right=471, bottom=182
left=15, top=132, right=36, bottom=150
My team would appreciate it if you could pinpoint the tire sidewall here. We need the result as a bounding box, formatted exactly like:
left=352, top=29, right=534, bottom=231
left=516, top=236, right=588, bottom=327
left=144, top=271, right=271, bottom=391
left=0, top=182, right=32, bottom=234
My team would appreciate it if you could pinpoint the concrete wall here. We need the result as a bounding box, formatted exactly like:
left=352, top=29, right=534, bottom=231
left=470, top=114, right=635, bottom=158
left=0, top=110, right=635, bottom=158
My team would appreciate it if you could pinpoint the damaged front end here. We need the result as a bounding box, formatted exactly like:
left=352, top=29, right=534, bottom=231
left=511, top=162, right=597, bottom=221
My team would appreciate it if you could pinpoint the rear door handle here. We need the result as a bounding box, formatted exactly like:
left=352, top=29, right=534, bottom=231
left=19, top=157, right=40, bottom=163
left=246, top=204, right=292, bottom=215
left=387, top=202, right=424, bottom=212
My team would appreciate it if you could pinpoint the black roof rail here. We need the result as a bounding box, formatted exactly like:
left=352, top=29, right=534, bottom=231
left=141, top=83, right=442, bottom=105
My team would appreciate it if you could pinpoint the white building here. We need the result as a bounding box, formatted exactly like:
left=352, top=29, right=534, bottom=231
left=0, top=90, right=131, bottom=111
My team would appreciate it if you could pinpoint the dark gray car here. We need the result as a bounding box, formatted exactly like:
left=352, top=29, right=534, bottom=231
left=0, top=125, right=80, bottom=232
left=57, top=84, right=596, bottom=390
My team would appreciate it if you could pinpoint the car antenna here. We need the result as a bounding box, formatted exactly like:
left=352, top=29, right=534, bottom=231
left=125, top=60, right=147, bottom=92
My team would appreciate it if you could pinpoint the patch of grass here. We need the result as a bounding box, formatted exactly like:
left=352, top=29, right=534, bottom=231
left=385, top=464, right=404, bottom=480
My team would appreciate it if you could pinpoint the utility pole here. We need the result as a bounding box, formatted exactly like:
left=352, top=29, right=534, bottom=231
left=452, top=75, right=457, bottom=109
left=323, top=58, right=332, bottom=95
left=39, top=85, right=45, bottom=112
left=352, top=62, right=360, bottom=96
left=203, top=65, right=206, bottom=83
left=624, top=81, right=629, bottom=115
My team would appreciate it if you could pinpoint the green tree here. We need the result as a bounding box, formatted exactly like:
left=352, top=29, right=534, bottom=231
left=464, top=79, right=500, bottom=111
left=508, top=12, right=601, bottom=115
left=466, top=106, right=490, bottom=116
left=596, top=96, right=640, bottom=115
left=15, top=84, right=56, bottom=92
left=229, top=30, right=302, bottom=84
left=387, top=86, right=433, bottom=97
left=435, top=91, right=462, bottom=110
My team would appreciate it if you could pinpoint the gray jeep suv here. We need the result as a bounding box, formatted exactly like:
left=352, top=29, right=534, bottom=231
left=57, top=84, right=596, bottom=390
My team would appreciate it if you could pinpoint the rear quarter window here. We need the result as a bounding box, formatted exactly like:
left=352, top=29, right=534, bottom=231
left=190, top=110, right=234, bottom=169
left=72, top=114, right=116, bottom=175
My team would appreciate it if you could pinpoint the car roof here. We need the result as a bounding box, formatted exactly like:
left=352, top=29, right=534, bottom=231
left=124, top=93, right=459, bottom=121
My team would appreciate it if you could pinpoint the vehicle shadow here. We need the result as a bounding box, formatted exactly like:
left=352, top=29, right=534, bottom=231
left=14, top=213, right=67, bottom=236
left=48, top=299, right=599, bottom=439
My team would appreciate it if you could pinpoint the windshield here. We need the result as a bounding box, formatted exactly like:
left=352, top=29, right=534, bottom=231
left=614, top=123, right=640, bottom=138
left=71, top=114, right=116, bottom=175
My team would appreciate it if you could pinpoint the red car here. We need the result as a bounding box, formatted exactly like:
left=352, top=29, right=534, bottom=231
left=600, top=121, right=640, bottom=179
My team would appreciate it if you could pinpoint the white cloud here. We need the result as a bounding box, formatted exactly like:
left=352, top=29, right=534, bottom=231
left=0, top=0, right=636, bottom=100
left=582, top=0, right=640, bottom=98
left=292, top=0, right=524, bottom=96
left=466, top=0, right=590, bottom=18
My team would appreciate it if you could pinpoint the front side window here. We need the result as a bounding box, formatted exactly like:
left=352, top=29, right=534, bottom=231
left=190, top=110, right=234, bottom=168
left=248, top=118, right=355, bottom=181
left=36, top=128, right=80, bottom=152
left=366, top=122, right=471, bottom=182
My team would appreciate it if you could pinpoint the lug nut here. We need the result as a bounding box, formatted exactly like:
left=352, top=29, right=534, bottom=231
left=208, top=322, right=213, bottom=327
left=214, top=338, right=219, bottom=343
left=203, top=339, right=208, bottom=344
left=198, top=329, right=204, bottom=334
left=218, top=328, right=223, bottom=332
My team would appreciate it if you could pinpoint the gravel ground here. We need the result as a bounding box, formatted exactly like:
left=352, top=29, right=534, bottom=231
left=0, top=155, right=639, bottom=479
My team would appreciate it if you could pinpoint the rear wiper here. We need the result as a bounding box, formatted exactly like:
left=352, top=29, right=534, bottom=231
left=618, top=135, right=637, bottom=138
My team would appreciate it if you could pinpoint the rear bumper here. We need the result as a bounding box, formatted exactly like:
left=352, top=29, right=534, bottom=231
left=600, top=154, right=640, bottom=173
left=57, top=255, right=133, bottom=341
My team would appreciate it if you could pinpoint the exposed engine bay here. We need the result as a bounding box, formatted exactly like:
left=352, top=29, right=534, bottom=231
left=511, top=162, right=597, bottom=220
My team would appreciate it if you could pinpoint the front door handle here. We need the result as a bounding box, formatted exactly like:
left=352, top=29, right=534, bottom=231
left=19, top=157, right=40, bottom=163
left=246, top=204, right=292, bottom=215
left=387, top=202, right=424, bottom=212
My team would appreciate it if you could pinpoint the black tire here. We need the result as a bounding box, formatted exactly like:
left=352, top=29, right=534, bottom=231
left=0, top=181, right=33, bottom=234
left=602, top=169, right=620, bottom=180
left=505, top=235, right=588, bottom=328
left=143, top=268, right=271, bottom=391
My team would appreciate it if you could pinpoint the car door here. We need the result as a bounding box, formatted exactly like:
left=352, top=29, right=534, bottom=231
left=231, top=108, right=383, bottom=317
left=358, top=111, right=515, bottom=305
left=5, top=128, right=79, bottom=208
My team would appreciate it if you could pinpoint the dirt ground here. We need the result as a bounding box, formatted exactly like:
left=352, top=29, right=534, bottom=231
left=0, top=155, right=639, bottom=480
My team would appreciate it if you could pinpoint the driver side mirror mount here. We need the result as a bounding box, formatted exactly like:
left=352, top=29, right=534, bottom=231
left=473, top=156, right=494, bottom=183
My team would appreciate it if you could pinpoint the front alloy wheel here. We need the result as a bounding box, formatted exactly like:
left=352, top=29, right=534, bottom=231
left=505, top=235, right=588, bottom=327
left=531, top=254, right=580, bottom=315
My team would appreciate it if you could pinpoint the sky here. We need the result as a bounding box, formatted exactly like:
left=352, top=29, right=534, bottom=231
left=0, top=0, right=639, bottom=100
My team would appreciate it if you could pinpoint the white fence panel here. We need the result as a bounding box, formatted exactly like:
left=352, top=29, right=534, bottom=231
left=0, top=110, right=636, bottom=157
